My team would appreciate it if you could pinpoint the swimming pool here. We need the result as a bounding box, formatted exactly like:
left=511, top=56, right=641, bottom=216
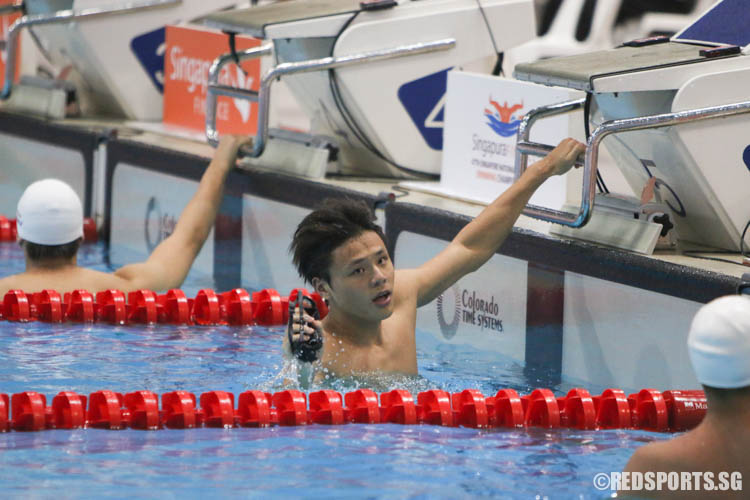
left=0, top=242, right=669, bottom=498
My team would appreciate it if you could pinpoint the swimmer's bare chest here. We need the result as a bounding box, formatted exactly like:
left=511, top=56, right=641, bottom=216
left=320, top=307, right=418, bottom=376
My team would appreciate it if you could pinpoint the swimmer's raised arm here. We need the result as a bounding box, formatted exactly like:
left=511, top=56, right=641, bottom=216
left=405, top=138, right=585, bottom=307
left=114, top=135, right=251, bottom=292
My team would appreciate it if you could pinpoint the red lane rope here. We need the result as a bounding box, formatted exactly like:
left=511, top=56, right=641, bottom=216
left=0, top=388, right=706, bottom=433
left=0, top=288, right=328, bottom=326
left=0, top=216, right=97, bottom=243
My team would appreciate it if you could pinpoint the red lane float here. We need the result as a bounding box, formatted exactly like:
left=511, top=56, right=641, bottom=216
left=629, top=389, right=669, bottom=432
left=162, top=391, right=198, bottom=429
left=0, top=393, right=9, bottom=432
left=523, top=388, right=560, bottom=429
left=273, top=390, right=308, bottom=426
left=82, top=217, right=98, bottom=243
left=594, top=389, right=631, bottom=429
left=52, top=392, right=87, bottom=429
left=417, top=389, right=453, bottom=427
left=452, top=389, right=489, bottom=428
left=11, top=391, right=47, bottom=431
left=201, top=391, right=236, bottom=428
left=237, top=391, right=273, bottom=427
left=220, top=289, right=253, bottom=326
left=127, top=290, right=158, bottom=324
left=345, top=389, right=381, bottom=424
left=95, top=290, right=127, bottom=325
left=157, top=289, right=190, bottom=324
left=381, top=390, right=417, bottom=425
left=559, top=388, right=596, bottom=430
left=125, top=391, right=160, bottom=430
left=87, top=390, right=125, bottom=430
left=3, top=290, right=31, bottom=322
left=0, top=216, right=17, bottom=241
left=0, top=216, right=96, bottom=242
left=0, top=387, right=708, bottom=432
left=309, top=390, right=345, bottom=425
left=193, top=289, right=222, bottom=325
left=252, top=289, right=286, bottom=326
left=663, top=390, right=707, bottom=432
left=491, top=389, right=524, bottom=428
left=1, top=288, right=326, bottom=327
left=31, top=290, right=64, bottom=323
left=64, top=290, right=95, bottom=322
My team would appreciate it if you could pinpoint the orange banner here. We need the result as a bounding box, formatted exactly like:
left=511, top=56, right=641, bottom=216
left=0, top=0, right=21, bottom=84
left=163, top=25, right=262, bottom=135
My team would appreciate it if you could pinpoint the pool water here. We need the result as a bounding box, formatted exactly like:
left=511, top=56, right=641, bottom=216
left=0, top=243, right=669, bottom=499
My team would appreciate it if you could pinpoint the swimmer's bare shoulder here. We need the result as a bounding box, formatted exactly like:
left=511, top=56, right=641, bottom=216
left=0, top=267, right=133, bottom=297
left=620, top=430, right=737, bottom=499
left=0, top=274, right=19, bottom=297
left=620, top=440, right=686, bottom=499
left=624, top=439, right=677, bottom=475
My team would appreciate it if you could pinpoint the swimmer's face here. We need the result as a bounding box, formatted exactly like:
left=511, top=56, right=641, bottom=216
left=319, top=230, right=394, bottom=322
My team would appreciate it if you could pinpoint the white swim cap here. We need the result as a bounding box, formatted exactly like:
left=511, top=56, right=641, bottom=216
left=688, top=295, right=750, bottom=389
left=16, top=179, right=83, bottom=245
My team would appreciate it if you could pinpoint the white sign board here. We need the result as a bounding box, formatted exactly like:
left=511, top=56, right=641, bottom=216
left=403, top=72, right=584, bottom=209
left=394, top=231, right=528, bottom=361
left=241, top=195, right=311, bottom=292
left=110, top=164, right=214, bottom=287
left=0, top=133, right=86, bottom=216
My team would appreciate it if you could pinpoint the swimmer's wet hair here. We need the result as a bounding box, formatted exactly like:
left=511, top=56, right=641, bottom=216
left=21, top=238, right=82, bottom=262
left=290, top=198, right=386, bottom=285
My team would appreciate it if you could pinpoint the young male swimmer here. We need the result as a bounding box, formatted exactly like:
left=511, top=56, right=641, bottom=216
left=286, top=138, right=585, bottom=377
left=620, top=295, right=750, bottom=499
left=0, top=135, right=249, bottom=297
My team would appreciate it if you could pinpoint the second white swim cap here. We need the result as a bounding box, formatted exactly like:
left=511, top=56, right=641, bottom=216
left=688, top=295, right=750, bottom=389
left=16, top=179, right=83, bottom=245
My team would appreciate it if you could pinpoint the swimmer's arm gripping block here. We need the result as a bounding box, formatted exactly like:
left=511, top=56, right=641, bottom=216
left=0, top=388, right=707, bottom=433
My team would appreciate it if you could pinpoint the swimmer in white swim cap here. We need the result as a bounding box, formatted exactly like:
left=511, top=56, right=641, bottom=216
left=0, top=135, right=250, bottom=296
left=17, top=178, right=84, bottom=247
left=688, top=296, right=750, bottom=389
left=621, top=295, right=750, bottom=498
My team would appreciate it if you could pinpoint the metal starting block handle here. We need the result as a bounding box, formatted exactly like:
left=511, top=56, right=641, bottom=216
left=516, top=141, right=585, bottom=168
left=205, top=43, right=273, bottom=158
left=514, top=98, right=591, bottom=227
left=206, top=38, right=456, bottom=159
left=515, top=95, right=750, bottom=228
left=1, top=0, right=182, bottom=99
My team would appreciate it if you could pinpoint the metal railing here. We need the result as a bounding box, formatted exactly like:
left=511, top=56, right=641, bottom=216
left=205, top=43, right=273, bottom=152
left=1, top=0, right=181, bottom=99
left=206, top=38, right=456, bottom=158
left=514, top=97, right=750, bottom=227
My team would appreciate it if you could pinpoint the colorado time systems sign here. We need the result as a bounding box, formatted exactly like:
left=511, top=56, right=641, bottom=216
left=437, top=285, right=504, bottom=340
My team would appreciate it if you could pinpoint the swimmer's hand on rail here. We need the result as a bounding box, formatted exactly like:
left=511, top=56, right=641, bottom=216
left=535, top=138, right=586, bottom=178
left=214, top=135, right=253, bottom=167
